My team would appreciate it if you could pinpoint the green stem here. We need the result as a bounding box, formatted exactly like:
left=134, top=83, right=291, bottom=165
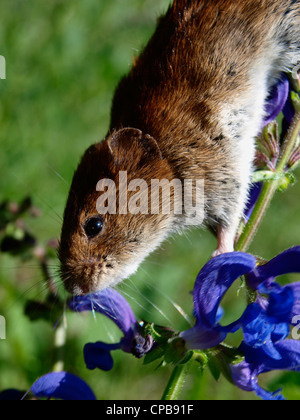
left=235, top=181, right=278, bottom=252
left=236, top=110, right=300, bottom=253
left=161, top=362, right=191, bottom=401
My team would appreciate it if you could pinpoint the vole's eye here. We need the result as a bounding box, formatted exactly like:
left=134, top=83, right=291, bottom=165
left=84, top=217, right=104, bottom=238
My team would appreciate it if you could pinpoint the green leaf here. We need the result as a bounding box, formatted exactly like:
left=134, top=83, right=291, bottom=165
left=142, top=322, right=176, bottom=344
left=178, top=350, right=194, bottom=365
left=193, top=350, right=209, bottom=366
left=143, top=345, right=166, bottom=365
left=164, top=338, right=187, bottom=365
left=205, top=345, right=244, bottom=384
left=207, top=352, right=221, bottom=381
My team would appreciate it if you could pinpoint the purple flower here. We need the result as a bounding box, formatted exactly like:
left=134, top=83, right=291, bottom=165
left=180, top=248, right=300, bottom=400
left=180, top=253, right=257, bottom=349
left=230, top=361, right=285, bottom=401
left=231, top=247, right=300, bottom=399
left=282, top=81, right=299, bottom=137
left=231, top=339, right=300, bottom=401
left=244, top=183, right=263, bottom=223
left=69, top=288, right=153, bottom=371
left=30, top=372, right=96, bottom=400
left=263, top=75, right=290, bottom=128
left=279, top=70, right=300, bottom=137
left=247, top=246, right=300, bottom=291
left=283, top=94, right=296, bottom=126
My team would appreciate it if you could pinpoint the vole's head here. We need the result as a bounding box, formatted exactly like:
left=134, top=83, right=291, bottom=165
left=59, top=128, right=175, bottom=295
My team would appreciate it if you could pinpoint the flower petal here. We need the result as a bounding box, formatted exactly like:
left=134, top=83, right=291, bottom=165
left=251, top=383, right=284, bottom=401
left=241, top=304, right=273, bottom=348
left=69, top=288, right=136, bottom=336
left=181, top=253, right=257, bottom=349
left=265, top=340, right=300, bottom=371
left=230, top=361, right=254, bottom=392
left=180, top=324, right=227, bottom=350
left=240, top=302, right=290, bottom=360
left=84, top=342, right=120, bottom=371
left=247, top=247, right=300, bottom=290
left=193, top=253, right=257, bottom=329
left=263, top=75, right=290, bottom=127
left=234, top=339, right=300, bottom=400
left=267, top=285, right=294, bottom=323
left=244, top=183, right=263, bottom=223
left=30, top=372, right=96, bottom=400
left=240, top=339, right=300, bottom=372
left=230, top=362, right=284, bottom=400
left=282, top=88, right=299, bottom=137
left=283, top=92, right=296, bottom=125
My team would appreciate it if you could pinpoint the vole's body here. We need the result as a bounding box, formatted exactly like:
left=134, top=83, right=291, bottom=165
left=59, top=0, right=300, bottom=295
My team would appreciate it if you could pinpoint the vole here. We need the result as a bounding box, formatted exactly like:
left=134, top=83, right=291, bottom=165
left=59, top=0, right=300, bottom=295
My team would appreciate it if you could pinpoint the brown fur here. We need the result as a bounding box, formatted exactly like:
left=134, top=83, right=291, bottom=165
left=59, top=0, right=300, bottom=294
left=110, top=0, right=300, bottom=228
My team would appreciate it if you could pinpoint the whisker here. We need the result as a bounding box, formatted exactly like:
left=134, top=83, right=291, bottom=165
left=35, top=195, right=63, bottom=224
left=47, top=165, right=70, bottom=189
left=6, top=279, right=52, bottom=314
left=116, top=287, right=154, bottom=318
left=124, top=279, right=173, bottom=325
left=83, top=293, right=119, bottom=343
left=139, top=268, right=193, bottom=327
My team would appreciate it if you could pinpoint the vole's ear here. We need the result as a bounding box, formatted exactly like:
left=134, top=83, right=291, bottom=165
left=107, top=128, right=163, bottom=167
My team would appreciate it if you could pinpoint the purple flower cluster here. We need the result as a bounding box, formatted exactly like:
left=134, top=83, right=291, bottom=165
left=17, top=247, right=300, bottom=400
left=17, top=289, right=152, bottom=400
left=181, top=247, right=300, bottom=400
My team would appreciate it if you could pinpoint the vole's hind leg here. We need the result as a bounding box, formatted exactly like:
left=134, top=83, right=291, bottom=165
left=209, top=133, right=255, bottom=258
left=211, top=223, right=238, bottom=258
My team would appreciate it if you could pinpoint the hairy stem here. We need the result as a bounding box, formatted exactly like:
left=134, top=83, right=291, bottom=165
left=161, top=361, right=192, bottom=401
left=235, top=180, right=278, bottom=252
left=236, top=110, right=300, bottom=253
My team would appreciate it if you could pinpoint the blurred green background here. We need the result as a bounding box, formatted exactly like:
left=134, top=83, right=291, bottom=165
left=1, top=0, right=300, bottom=400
